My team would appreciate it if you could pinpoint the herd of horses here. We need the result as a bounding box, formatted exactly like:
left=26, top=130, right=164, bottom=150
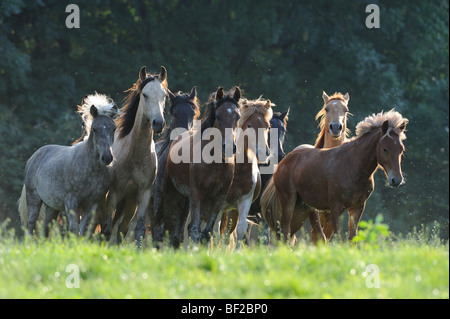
left=17, top=65, right=409, bottom=248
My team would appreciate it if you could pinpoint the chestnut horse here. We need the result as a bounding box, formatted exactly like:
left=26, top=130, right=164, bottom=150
left=261, top=110, right=408, bottom=242
left=224, top=107, right=290, bottom=244
left=311, top=91, right=350, bottom=242
left=153, top=87, right=241, bottom=248
left=218, top=97, right=273, bottom=245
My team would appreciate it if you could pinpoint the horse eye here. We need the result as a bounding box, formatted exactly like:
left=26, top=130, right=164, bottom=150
left=247, top=124, right=252, bottom=128
left=325, top=108, right=329, bottom=113
left=383, top=148, right=388, bottom=153
left=143, top=93, right=148, bottom=99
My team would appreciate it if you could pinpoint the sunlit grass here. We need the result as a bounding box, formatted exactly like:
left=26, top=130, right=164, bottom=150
left=0, top=222, right=448, bottom=299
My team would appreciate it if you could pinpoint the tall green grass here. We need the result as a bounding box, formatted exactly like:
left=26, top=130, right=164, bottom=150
left=0, top=222, right=448, bottom=299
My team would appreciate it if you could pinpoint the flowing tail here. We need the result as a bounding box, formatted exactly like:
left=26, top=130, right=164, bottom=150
left=260, top=177, right=282, bottom=234
left=17, top=185, right=28, bottom=227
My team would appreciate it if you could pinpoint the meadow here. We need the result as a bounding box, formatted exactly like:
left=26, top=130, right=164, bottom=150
left=0, top=223, right=448, bottom=299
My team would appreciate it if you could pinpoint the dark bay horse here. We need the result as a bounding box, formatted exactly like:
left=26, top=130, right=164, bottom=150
left=143, top=87, right=201, bottom=234
left=18, top=93, right=118, bottom=235
left=261, top=110, right=408, bottom=242
left=218, top=97, right=273, bottom=245
left=153, top=87, right=241, bottom=248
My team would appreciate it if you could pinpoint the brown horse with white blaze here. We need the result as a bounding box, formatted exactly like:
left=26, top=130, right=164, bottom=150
left=261, top=110, right=408, bottom=242
left=218, top=97, right=273, bottom=245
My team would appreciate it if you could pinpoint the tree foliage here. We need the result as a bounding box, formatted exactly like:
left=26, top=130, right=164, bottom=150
left=0, top=0, right=448, bottom=237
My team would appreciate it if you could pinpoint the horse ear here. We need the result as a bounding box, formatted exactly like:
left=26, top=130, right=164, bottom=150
left=344, top=93, right=350, bottom=102
left=399, top=121, right=407, bottom=132
left=90, top=105, right=98, bottom=118
left=322, top=91, right=330, bottom=103
left=216, top=87, right=224, bottom=101
left=167, top=89, right=176, bottom=101
left=159, top=66, right=167, bottom=82
left=281, top=107, right=290, bottom=122
left=190, top=86, right=197, bottom=100
left=382, top=120, right=389, bottom=134
left=233, top=87, right=241, bottom=101
left=139, top=66, right=147, bottom=81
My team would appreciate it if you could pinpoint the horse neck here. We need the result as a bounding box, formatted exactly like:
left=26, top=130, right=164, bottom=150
left=125, top=99, right=154, bottom=152
left=78, top=135, right=103, bottom=170
left=345, top=129, right=381, bottom=178
left=235, top=135, right=257, bottom=171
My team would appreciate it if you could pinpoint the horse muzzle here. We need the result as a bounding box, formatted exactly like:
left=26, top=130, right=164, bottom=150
left=152, top=119, right=165, bottom=133
left=101, top=153, right=113, bottom=165
left=387, top=173, right=404, bottom=188
left=329, top=123, right=343, bottom=138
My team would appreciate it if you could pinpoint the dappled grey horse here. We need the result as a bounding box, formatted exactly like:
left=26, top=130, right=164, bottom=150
left=18, top=93, right=118, bottom=235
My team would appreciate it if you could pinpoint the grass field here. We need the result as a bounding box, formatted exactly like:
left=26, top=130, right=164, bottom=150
left=0, top=225, right=448, bottom=299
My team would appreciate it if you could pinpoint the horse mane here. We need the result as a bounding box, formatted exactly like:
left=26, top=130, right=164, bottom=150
left=356, top=109, right=408, bottom=140
left=314, top=92, right=350, bottom=148
left=200, top=87, right=241, bottom=133
left=116, top=71, right=167, bottom=139
left=239, top=97, right=273, bottom=127
left=73, top=92, right=118, bottom=144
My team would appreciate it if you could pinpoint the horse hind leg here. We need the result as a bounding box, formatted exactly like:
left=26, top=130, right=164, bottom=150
left=25, top=188, right=43, bottom=236
left=278, top=189, right=297, bottom=242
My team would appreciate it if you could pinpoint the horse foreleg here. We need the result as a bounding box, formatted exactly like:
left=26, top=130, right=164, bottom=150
left=219, top=211, right=229, bottom=238
left=79, top=204, right=99, bottom=237
left=235, top=195, right=253, bottom=245
left=64, top=197, right=79, bottom=235
left=308, top=209, right=327, bottom=244
left=170, top=200, right=189, bottom=248
left=188, top=188, right=202, bottom=244
left=43, top=205, right=59, bottom=237
left=117, top=197, right=137, bottom=240
left=329, top=203, right=344, bottom=241
left=348, top=204, right=365, bottom=241
left=104, top=190, right=120, bottom=239
left=125, top=189, right=151, bottom=242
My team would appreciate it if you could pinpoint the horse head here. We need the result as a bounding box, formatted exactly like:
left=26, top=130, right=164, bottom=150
left=322, top=91, right=349, bottom=139
left=138, top=66, right=167, bottom=133
left=377, top=119, right=407, bottom=187
left=167, top=86, right=200, bottom=132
